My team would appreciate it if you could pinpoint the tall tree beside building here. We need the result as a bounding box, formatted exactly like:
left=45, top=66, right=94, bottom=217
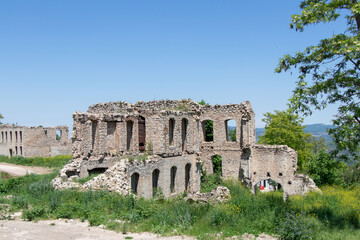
left=276, top=0, right=360, bottom=161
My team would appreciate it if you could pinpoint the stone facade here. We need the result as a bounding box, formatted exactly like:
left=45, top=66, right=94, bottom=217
left=0, top=125, right=71, bottom=158
left=52, top=99, right=318, bottom=199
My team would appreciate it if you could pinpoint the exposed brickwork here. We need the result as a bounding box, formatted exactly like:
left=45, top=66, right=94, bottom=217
left=52, top=99, right=319, bottom=199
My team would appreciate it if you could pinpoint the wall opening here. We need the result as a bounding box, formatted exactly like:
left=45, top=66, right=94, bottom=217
left=44, top=130, right=47, bottom=135
left=255, top=179, right=282, bottom=193
left=15, top=146, right=18, bottom=155
left=225, top=119, right=236, bottom=142
left=15, top=131, right=18, bottom=143
left=138, top=116, right=146, bottom=152
left=87, top=167, right=108, bottom=175
left=1, top=131, right=3, bottom=143
left=181, top=118, right=188, bottom=151
left=126, top=120, right=134, bottom=151
left=9, top=149, right=13, bottom=158
left=185, top=163, right=191, bottom=191
left=169, top=118, right=175, bottom=146
left=212, top=155, right=222, bottom=176
left=19, top=131, right=22, bottom=143
left=170, top=166, right=177, bottom=193
left=56, top=130, right=62, bottom=141
left=107, top=121, right=116, bottom=136
left=20, top=146, right=23, bottom=156
left=91, top=121, right=97, bottom=150
left=152, top=169, right=160, bottom=197
left=10, top=131, right=12, bottom=143
left=5, top=132, right=8, bottom=143
left=202, top=120, right=213, bottom=142
left=131, top=172, right=140, bottom=194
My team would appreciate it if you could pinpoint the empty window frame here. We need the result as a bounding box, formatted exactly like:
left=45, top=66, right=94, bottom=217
left=15, top=131, right=18, bottom=143
left=169, top=118, right=175, bottom=146
left=181, top=118, right=188, bottom=151
left=19, top=131, right=22, bottom=143
left=56, top=130, right=62, bottom=141
left=185, top=163, right=191, bottom=191
left=152, top=169, right=160, bottom=197
left=212, top=155, right=222, bottom=176
left=225, top=119, right=236, bottom=142
left=91, top=121, right=97, bottom=150
left=126, top=120, right=134, bottom=151
left=20, top=146, right=23, bottom=156
left=202, top=120, right=213, bottom=142
left=10, top=131, right=12, bottom=143
left=1, top=132, right=3, bottom=143
left=138, top=116, right=146, bottom=152
left=170, top=166, right=177, bottom=193
left=131, top=172, right=140, bottom=194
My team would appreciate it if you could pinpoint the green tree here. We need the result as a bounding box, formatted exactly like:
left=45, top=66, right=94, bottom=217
left=276, top=0, right=360, bottom=161
left=306, top=151, right=348, bottom=186
left=0, top=113, right=3, bottom=124
left=258, top=110, right=313, bottom=170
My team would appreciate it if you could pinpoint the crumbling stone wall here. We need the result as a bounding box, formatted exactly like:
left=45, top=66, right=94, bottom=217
left=53, top=99, right=318, bottom=199
left=0, top=125, right=71, bottom=158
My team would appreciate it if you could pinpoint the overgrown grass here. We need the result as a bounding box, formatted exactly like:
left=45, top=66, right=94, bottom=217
left=0, top=172, right=359, bottom=239
left=73, top=173, right=100, bottom=184
left=0, top=155, right=72, bottom=168
left=0, top=171, right=12, bottom=179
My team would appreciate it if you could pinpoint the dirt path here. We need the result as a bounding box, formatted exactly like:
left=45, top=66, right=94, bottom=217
left=0, top=163, right=53, bottom=176
left=0, top=219, right=195, bottom=240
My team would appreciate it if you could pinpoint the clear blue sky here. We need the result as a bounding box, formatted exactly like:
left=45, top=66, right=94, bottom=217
left=0, top=0, right=345, bottom=131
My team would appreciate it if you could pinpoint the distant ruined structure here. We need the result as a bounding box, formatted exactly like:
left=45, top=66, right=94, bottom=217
left=52, top=100, right=318, bottom=199
left=0, top=125, right=71, bottom=158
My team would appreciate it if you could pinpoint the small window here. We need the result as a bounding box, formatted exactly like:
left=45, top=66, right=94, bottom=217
left=19, top=131, right=22, bottom=143
left=152, top=169, right=160, bottom=197
left=44, top=130, right=48, bottom=135
left=20, top=146, right=23, bottom=156
left=202, top=120, right=213, bottom=142
left=225, top=119, right=236, bottom=142
left=56, top=130, right=62, bottom=140
left=10, top=131, right=12, bottom=143
left=1, top=131, right=3, bottom=143
left=15, top=131, right=18, bottom=143
left=169, top=118, right=175, bottom=146
left=170, top=166, right=177, bottom=193
left=131, top=172, right=140, bottom=194
left=212, top=155, right=222, bottom=176
left=126, top=120, right=134, bottom=151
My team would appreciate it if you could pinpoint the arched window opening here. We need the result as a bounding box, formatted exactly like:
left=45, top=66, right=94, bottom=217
left=185, top=163, right=191, bottom=191
left=91, top=121, right=97, bottom=150
left=202, top=120, right=213, bottom=142
left=169, top=118, right=175, bottom=146
left=56, top=130, right=62, bottom=141
left=181, top=118, right=188, bottom=151
left=152, top=169, right=160, bottom=197
left=138, top=116, right=146, bottom=152
left=212, top=155, right=222, bottom=176
left=225, top=119, right=236, bottom=142
left=170, top=166, right=177, bottom=193
left=126, top=120, right=134, bottom=151
left=131, top=172, right=140, bottom=194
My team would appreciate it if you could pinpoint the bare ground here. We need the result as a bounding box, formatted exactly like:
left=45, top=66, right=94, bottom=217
left=0, top=163, right=53, bottom=176
left=0, top=219, right=195, bottom=240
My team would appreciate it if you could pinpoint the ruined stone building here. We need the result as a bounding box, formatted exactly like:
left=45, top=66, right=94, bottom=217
left=0, top=125, right=71, bottom=158
left=52, top=100, right=318, bottom=199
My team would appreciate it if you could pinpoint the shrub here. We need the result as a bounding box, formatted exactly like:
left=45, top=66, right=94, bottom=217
left=276, top=211, right=313, bottom=240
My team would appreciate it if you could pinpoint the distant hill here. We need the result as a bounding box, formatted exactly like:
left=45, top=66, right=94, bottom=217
left=255, top=123, right=335, bottom=142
